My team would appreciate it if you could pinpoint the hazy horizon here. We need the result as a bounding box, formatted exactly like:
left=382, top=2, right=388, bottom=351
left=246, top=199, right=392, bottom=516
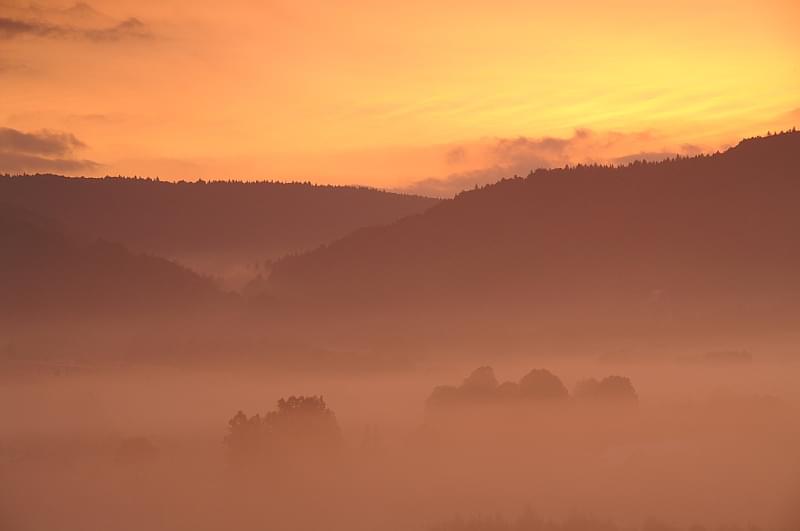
left=2, top=2, right=800, bottom=530
left=2, top=1, right=799, bottom=195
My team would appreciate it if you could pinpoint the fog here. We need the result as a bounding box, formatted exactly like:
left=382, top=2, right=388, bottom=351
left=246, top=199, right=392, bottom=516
left=3, top=135, right=800, bottom=529
left=2, top=354, right=798, bottom=531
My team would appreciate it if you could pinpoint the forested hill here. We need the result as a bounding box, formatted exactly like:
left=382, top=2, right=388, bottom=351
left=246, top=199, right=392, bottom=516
left=266, top=131, right=800, bottom=350
left=0, top=203, right=220, bottom=323
left=0, top=175, right=439, bottom=287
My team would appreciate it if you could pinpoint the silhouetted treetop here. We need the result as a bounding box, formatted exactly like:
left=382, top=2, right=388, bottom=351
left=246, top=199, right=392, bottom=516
left=518, top=369, right=569, bottom=401
left=225, top=395, right=341, bottom=464
left=427, top=367, right=571, bottom=408
left=461, top=366, right=500, bottom=392
left=427, top=367, right=642, bottom=412
left=574, top=376, right=638, bottom=406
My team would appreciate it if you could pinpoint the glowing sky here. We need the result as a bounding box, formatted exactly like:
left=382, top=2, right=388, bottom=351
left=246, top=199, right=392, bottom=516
left=1, top=0, right=798, bottom=195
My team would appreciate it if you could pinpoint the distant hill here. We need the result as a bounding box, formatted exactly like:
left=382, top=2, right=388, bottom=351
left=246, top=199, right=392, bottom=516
left=0, top=203, right=220, bottom=323
left=0, top=175, right=438, bottom=288
left=267, top=131, right=800, bottom=351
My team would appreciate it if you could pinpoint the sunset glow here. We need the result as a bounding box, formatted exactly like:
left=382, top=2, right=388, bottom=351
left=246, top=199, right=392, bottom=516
left=2, top=0, right=799, bottom=193
left=5, top=3, right=800, bottom=530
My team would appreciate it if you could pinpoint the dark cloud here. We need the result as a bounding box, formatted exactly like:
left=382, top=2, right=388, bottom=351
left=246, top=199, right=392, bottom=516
left=0, top=127, right=99, bottom=173
left=0, top=152, right=100, bottom=173
left=0, top=17, right=65, bottom=39
left=0, top=16, right=150, bottom=41
left=0, top=1, right=150, bottom=42
left=83, top=17, right=149, bottom=42
left=0, top=127, right=86, bottom=157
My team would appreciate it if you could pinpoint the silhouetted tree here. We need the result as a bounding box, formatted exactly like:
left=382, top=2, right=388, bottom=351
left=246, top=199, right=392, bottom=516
left=497, top=380, right=520, bottom=401
left=224, top=410, right=263, bottom=461
left=574, top=376, right=638, bottom=406
left=461, top=366, right=499, bottom=392
left=262, top=395, right=341, bottom=455
left=225, top=396, right=341, bottom=466
left=427, top=384, right=461, bottom=407
left=427, top=367, right=574, bottom=409
left=518, top=369, right=569, bottom=401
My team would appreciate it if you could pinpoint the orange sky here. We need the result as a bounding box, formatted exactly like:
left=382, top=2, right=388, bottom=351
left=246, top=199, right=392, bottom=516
left=1, top=0, right=798, bottom=195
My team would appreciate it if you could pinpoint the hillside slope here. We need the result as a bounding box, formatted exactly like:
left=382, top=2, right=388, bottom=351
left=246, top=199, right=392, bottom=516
left=267, top=132, right=800, bottom=351
left=0, top=203, right=220, bottom=323
left=0, top=176, right=439, bottom=287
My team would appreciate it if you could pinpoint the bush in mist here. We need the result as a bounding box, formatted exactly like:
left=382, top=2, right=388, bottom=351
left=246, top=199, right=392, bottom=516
left=428, top=366, right=501, bottom=406
left=427, top=367, right=641, bottom=414
left=462, top=366, right=501, bottom=394
left=225, top=410, right=264, bottom=459
left=262, top=395, right=341, bottom=452
left=518, top=369, right=569, bottom=401
left=225, top=395, right=341, bottom=465
left=573, top=376, right=638, bottom=406
left=427, top=367, right=569, bottom=408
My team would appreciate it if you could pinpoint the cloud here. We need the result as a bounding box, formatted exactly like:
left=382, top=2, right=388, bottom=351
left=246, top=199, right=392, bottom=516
left=400, top=129, right=709, bottom=198
left=0, top=127, right=86, bottom=156
left=402, top=164, right=538, bottom=198
left=445, top=146, right=466, bottom=165
left=680, top=143, right=704, bottom=156
left=83, top=17, right=149, bottom=42
left=494, top=133, right=574, bottom=161
left=0, top=16, right=149, bottom=41
left=0, top=127, right=100, bottom=173
left=0, top=17, right=62, bottom=39
left=0, top=2, right=150, bottom=42
left=0, top=59, right=29, bottom=76
left=0, top=152, right=100, bottom=173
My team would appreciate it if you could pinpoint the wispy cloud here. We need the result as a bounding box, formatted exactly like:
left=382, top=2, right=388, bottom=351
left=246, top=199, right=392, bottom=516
left=0, top=16, right=149, bottom=41
left=0, top=127, right=100, bottom=173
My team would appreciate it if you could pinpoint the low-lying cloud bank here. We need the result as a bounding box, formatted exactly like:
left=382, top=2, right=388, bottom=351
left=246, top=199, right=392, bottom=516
left=400, top=129, right=708, bottom=198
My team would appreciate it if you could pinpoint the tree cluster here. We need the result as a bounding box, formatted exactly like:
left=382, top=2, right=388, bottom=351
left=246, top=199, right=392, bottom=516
left=224, top=395, right=341, bottom=464
left=427, top=367, right=637, bottom=408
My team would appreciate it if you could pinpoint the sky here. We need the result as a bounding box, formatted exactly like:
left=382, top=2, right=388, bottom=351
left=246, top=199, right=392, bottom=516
left=1, top=0, right=798, bottom=196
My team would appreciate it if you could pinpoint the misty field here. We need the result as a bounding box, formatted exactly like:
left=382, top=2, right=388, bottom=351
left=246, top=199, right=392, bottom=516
left=2, top=354, right=798, bottom=531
